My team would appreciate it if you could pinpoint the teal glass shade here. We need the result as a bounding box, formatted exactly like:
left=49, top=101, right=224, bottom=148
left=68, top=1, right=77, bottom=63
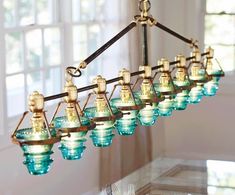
left=134, top=91, right=159, bottom=126
left=204, top=70, right=222, bottom=97
left=203, top=79, right=219, bottom=97
left=174, top=90, right=189, bottom=110
left=53, top=116, right=90, bottom=160
left=15, top=128, right=55, bottom=175
left=173, top=80, right=190, bottom=110
left=157, top=96, right=174, bottom=116
left=84, top=107, right=119, bottom=147
left=110, top=98, right=141, bottom=136
left=154, top=83, right=175, bottom=117
left=138, top=103, right=158, bottom=126
left=188, top=84, right=204, bottom=104
left=188, top=69, right=206, bottom=104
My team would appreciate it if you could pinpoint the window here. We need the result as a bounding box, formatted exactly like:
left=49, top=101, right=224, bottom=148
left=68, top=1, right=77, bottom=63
left=3, top=0, right=62, bottom=119
left=0, top=0, right=131, bottom=135
left=205, top=0, right=235, bottom=72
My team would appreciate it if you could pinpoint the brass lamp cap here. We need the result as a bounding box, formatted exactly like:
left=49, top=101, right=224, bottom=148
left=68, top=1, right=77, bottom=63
left=175, top=55, right=186, bottom=67
left=139, top=65, right=152, bottom=78
left=119, top=68, right=131, bottom=85
left=93, top=75, right=106, bottom=93
left=191, top=48, right=201, bottom=62
left=64, top=79, right=78, bottom=103
left=158, top=58, right=170, bottom=71
left=28, top=91, right=44, bottom=113
left=206, top=47, right=214, bottom=59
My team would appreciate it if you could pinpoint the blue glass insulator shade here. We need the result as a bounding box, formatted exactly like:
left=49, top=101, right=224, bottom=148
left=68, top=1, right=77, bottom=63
left=138, top=103, right=158, bottom=126
left=204, top=70, right=222, bottom=97
left=188, top=84, right=204, bottom=104
left=110, top=98, right=141, bottom=136
left=188, top=70, right=206, bottom=104
left=154, top=83, right=175, bottom=117
left=53, top=116, right=90, bottom=160
left=173, top=80, right=190, bottom=111
left=84, top=107, right=120, bottom=147
left=157, top=96, right=174, bottom=116
left=15, top=128, right=56, bottom=175
left=134, top=91, right=159, bottom=126
left=203, top=79, right=219, bottom=97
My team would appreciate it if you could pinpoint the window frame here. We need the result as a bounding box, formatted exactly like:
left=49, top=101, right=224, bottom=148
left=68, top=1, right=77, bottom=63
left=0, top=0, right=132, bottom=148
left=203, top=0, right=235, bottom=92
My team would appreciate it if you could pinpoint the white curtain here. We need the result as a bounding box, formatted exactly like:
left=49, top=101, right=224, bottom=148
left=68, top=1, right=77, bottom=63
left=100, top=0, right=153, bottom=189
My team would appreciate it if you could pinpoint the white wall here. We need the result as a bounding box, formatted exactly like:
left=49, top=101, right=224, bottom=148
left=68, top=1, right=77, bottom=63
left=151, top=0, right=235, bottom=161
left=0, top=139, right=100, bottom=195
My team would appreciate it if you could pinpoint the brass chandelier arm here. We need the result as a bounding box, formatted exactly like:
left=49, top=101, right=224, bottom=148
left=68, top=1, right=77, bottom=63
left=11, top=111, right=29, bottom=138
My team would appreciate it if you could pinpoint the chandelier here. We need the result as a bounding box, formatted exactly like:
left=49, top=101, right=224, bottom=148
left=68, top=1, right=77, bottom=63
left=11, top=0, right=225, bottom=175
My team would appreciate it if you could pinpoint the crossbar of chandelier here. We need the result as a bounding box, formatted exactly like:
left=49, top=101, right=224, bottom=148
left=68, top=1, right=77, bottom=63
left=11, top=0, right=225, bottom=176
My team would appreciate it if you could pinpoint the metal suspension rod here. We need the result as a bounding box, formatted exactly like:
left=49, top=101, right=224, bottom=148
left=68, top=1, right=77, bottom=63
left=142, top=24, right=149, bottom=65
left=154, top=22, right=198, bottom=47
left=75, top=21, right=137, bottom=71
left=44, top=52, right=208, bottom=102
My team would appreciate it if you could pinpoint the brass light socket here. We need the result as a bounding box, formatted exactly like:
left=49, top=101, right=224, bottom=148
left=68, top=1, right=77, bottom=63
left=119, top=68, right=131, bottom=85
left=93, top=75, right=106, bottom=94
left=191, top=64, right=201, bottom=78
left=176, top=68, right=187, bottom=81
left=141, top=79, right=152, bottom=100
left=120, top=86, right=131, bottom=102
left=95, top=95, right=106, bottom=112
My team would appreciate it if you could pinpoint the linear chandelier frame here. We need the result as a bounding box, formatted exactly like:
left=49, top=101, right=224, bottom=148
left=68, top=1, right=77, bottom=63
left=11, top=0, right=225, bottom=176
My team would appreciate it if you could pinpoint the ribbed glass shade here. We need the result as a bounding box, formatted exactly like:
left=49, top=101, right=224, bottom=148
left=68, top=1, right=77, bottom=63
left=204, top=79, right=219, bottom=97
left=110, top=98, right=141, bottom=136
left=157, top=96, right=174, bottom=116
left=15, top=128, right=55, bottom=175
left=188, top=84, right=204, bottom=104
left=154, top=83, right=175, bottom=117
left=189, top=69, right=206, bottom=104
left=204, top=70, right=222, bottom=97
left=138, top=103, right=158, bottom=126
left=84, top=107, right=119, bottom=147
left=134, top=91, right=159, bottom=126
left=53, top=116, right=90, bottom=160
left=173, top=80, right=190, bottom=110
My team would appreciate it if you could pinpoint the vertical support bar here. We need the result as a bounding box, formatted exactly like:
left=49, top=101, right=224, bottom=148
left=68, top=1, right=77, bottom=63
left=142, top=24, right=149, bottom=65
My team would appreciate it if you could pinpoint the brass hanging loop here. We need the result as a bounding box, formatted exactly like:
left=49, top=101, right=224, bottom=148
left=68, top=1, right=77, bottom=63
left=66, top=66, right=82, bottom=78
left=138, top=0, right=151, bottom=17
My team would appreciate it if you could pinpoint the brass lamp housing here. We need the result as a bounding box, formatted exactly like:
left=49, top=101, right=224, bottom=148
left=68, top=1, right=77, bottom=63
left=12, top=91, right=60, bottom=146
left=91, top=76, right=123, bottom=122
